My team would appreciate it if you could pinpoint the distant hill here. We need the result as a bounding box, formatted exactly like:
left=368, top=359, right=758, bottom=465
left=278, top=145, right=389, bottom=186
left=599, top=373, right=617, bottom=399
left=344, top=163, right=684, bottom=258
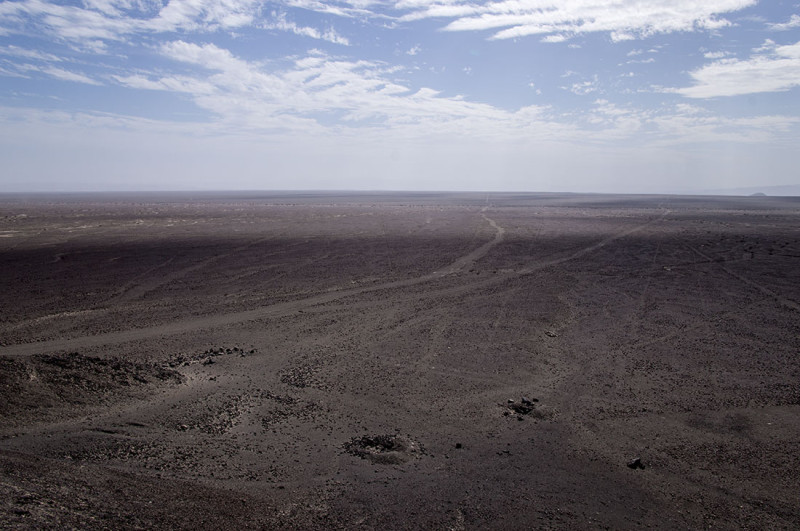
left=701, top=185, right=800, bottom=196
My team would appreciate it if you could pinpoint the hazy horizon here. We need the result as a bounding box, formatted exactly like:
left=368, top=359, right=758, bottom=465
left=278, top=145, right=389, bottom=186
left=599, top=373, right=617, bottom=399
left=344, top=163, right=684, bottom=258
left=3, top=186, right=800, bottom=199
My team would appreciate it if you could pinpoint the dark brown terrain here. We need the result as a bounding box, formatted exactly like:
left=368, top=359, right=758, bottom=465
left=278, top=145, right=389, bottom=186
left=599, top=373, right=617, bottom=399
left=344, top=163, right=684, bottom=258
left=1, top=192, right=799, bottom=529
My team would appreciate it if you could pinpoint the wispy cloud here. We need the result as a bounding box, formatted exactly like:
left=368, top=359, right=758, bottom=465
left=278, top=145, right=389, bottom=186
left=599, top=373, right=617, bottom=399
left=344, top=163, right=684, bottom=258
left=677, top=40, right=800, bottom=98
left=565, top=77, right=600, bottom=96
left=4, top=60, right=102, bottom=85
left=0, top=45, right=63, bottom=62
left=277, top=0, right=378, bottom=19
left=100, top=40, right=798, bottom=148
left=42, top=66, right=101, bottom=85
left=0, top=0, right=263, bottom=45
left=148, top=41, right=551, bottom=137
left=768, top=14, right=800, bottom=31
left=396, top=0, right=757, bottom=41
left=261, top=12, right=350, bottom=45
left=626, top=57, right=655, bottom=64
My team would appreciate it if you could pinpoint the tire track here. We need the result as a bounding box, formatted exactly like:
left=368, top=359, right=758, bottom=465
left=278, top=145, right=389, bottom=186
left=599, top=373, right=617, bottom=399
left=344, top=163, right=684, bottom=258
left=515, top=209, right=670, bottom=275
left=688, top=245, right=799, bottom=312
left=108, top=237, right=277, bottom=305
left=1, top=211, right=665, bottom=357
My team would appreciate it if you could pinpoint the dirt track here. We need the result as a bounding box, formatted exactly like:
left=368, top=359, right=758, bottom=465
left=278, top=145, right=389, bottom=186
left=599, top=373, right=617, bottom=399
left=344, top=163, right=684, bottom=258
left=1, top=192, right=799, bottom=528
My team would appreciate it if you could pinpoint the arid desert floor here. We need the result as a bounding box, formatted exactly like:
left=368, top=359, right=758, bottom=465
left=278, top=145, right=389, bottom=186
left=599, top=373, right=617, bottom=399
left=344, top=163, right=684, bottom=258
left=1, top=192, right=799, bottom=529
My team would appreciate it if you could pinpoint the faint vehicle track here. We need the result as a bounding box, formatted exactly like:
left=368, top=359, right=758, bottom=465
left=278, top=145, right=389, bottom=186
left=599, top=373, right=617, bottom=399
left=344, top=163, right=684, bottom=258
left=1, top=211, right=666, bottom=357
left=515, top=210, right=670, bottom=275
left=107, top=237, right=276, bottom=305
left=434, top=214, right=505, bottom=275
left=688, top=245, right=799, bottom=312
left=105, top=256, right=177, bottom=304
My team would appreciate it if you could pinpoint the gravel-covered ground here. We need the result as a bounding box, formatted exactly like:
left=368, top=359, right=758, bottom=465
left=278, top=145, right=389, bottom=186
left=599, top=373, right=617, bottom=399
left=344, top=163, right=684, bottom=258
left=1, top=192, right=799, bottom=529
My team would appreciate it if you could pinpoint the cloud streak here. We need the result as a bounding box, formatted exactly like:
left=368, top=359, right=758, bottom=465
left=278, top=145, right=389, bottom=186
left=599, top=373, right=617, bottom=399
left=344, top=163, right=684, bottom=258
left=262, top=13, right=350, bottom=45
left=396, top=0, right=757, bottom=41
left=0, top=0, right=262, bottom=45
left=677, top=40, right=800, bottom=98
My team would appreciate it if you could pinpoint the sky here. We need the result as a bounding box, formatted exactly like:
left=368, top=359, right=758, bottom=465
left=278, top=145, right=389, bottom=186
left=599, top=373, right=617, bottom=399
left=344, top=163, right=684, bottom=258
left=1, top=0, right=799, bottom=194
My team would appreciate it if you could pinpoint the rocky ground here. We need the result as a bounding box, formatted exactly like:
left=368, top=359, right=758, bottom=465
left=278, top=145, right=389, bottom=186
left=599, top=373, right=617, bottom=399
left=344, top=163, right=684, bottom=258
left=1, top=192, right=799, bottom=529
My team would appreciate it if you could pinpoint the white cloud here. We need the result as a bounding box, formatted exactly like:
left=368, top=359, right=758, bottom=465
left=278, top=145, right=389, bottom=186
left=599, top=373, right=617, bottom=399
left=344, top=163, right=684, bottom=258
left=650, top=107, right=798, bottom=144
left=4, top=61, right=102, bottom=84
left=261, top=12, right=350, bottom=45
left=564, top=75, right=599, bottom=95
left=626, top=57, right=654, bottom=64
left=677, top=40, right=800, bottom=98
left=769, top=14, right=800, bottom=31
left=398, top=0, right=757, bottom=41
left=277, top=0, right=376, bottom=19
left=42, top=66, right=102, bottom=85
left=541, top=34, right=567, bottom=43
left=113, top=73, right=217, bottom=94
left=0, top=65, right=29, bottom=78
left=0, top=0, right=764, bottom=50
left=0, top=45, right=63, bottom=62
left=149, top=0, right=261, bottom=32
left=406, top=44, right=421, bottom=55
left=578, top=99, right=799, bottom=145
left=0, top=0, right=262, bottom=46
left=110, top=40, right=589, bottom=140
left=754, top=39, right=777, bottom=52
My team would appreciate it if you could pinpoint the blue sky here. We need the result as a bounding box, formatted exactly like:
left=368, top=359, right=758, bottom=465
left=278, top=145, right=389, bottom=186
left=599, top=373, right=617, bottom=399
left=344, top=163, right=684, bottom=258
left=1, top=0, right=799, bottom=193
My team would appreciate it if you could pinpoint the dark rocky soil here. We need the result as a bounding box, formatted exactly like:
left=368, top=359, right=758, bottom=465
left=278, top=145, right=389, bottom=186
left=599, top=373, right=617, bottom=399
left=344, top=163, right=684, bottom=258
left=0, top=353, right=182, bottom=426
left=1, top=192, right=799, bottom=529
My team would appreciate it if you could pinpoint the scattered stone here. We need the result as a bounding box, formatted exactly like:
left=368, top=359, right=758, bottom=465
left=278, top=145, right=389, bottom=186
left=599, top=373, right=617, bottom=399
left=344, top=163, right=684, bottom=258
left=627, top=457, right=645, bottom=470
left=344, top=434, right=424, bottom=465
left=503, top=397, right=554, bottom=420
left=508, top=402, right=534, bottom=415
left=169, top=346, right=255, bottom=367
left=455, top=443, right=463, bottom=449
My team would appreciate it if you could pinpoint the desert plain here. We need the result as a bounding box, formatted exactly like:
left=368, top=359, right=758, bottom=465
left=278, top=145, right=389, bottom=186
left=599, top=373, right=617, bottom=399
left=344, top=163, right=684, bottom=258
left=1, top=191, right=799, bottom=529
